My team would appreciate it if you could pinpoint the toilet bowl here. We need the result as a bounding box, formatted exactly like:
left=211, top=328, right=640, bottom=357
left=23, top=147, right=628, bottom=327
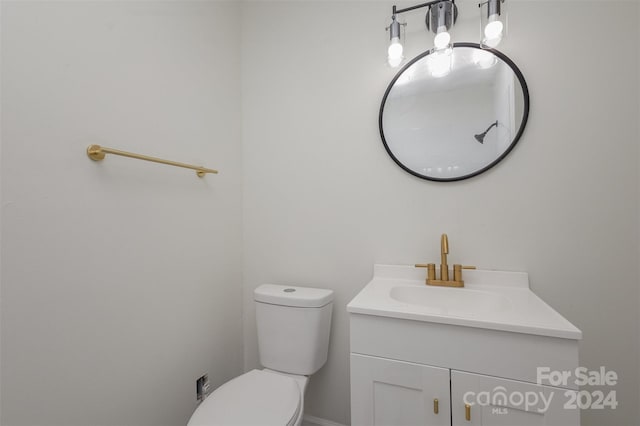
left=187, top=369, right=307, bottom=426
left=187, top=284, right=333, bottom=426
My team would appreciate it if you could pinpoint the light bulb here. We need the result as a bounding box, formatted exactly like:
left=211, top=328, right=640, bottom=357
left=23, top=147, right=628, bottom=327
left=388, top=55, right=402, bottom=68
left=484, top=15, right=504, bottom=39
left=388, top=37, right=403, bottom=58
left=434, top=30, right=451, bottom=50
left=387, top=37, right=403, bottom=67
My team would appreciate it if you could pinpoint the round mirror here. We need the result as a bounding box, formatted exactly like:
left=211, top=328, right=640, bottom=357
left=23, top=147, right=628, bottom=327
left=379, top=43, right=529, bottom=182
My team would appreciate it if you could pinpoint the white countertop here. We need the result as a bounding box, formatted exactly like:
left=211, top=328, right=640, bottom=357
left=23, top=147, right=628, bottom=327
left=347, top=264, right=582, bottom=340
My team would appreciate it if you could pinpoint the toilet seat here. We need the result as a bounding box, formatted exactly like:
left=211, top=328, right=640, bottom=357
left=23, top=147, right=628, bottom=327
left=187, top=369, right=302, bottom=426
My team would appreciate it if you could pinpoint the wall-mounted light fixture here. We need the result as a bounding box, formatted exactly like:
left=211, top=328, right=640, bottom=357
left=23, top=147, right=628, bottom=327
left=387, top=15, right=405, bottom=68
left=480, top=0, right=507, bottom=48
left=426, top=1, right=457, bottom=51
left=386, top=0, right=507, bottom=68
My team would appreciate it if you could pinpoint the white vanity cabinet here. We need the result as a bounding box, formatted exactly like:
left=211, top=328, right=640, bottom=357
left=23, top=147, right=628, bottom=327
left=349, top=315, right=580, bottom=426
left=347, top=265, right=582, bottom=426
left=351, top=350, right=578, bottom=426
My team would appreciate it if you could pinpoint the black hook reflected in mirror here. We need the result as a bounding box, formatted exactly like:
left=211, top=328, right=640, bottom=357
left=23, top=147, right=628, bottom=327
left=474, top=120, right=499, bottom=144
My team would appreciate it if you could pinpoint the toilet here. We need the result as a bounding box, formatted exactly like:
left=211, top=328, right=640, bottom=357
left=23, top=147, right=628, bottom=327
left=187, top=284, right=334, bottom=426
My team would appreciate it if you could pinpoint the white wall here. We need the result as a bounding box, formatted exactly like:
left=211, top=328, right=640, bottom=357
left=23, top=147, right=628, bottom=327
left=242, top=1, right=639, bottom=425
left=0, top=1, right=243, bottom=425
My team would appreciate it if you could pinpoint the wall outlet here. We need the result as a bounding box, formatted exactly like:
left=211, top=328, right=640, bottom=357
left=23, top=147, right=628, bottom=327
left=196, top=374, right=210, bottom=402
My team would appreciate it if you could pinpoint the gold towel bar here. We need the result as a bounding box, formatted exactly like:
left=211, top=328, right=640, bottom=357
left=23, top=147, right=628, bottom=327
left=86, top=144, right=218, bottom=177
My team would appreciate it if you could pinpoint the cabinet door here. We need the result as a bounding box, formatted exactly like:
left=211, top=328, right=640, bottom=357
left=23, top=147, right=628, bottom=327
left=351, top=354, right=450, bottom=426
left=451, top=371, right=579, bottom=426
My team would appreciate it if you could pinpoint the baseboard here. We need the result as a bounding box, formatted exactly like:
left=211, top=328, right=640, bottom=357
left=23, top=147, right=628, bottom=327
left=303, top=414, right=349, bottom=426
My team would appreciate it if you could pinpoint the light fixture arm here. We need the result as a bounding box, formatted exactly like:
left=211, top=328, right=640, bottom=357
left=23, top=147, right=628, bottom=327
left=392, top=0, right=449, bottom=16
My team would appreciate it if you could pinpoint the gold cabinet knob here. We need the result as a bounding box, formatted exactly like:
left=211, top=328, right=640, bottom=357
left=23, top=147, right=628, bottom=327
left=465, top=403, right=471, bottom=421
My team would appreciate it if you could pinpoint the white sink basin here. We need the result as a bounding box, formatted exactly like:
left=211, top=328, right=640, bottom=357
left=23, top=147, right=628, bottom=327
left=347, top=264, right=582, bottom=340
left=389, top=285, right=512, bottom=315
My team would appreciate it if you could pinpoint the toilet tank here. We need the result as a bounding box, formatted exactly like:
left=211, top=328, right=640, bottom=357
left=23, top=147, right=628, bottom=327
left=254, top=284, right=333, bottom=376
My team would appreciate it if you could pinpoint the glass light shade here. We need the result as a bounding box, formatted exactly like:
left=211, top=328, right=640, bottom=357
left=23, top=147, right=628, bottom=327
left=480, top=0, right=507, bottom=49
left=387, top=16, right=404, bottom=68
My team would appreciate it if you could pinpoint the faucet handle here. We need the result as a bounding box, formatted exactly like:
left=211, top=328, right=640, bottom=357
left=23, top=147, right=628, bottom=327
left=453, top=265, right=476, bottom=282
left=415, top=263, right=436, bottom=282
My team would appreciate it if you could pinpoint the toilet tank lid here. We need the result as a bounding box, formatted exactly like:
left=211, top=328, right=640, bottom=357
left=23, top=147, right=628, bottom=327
left=254, top=284, right=333, bottom=308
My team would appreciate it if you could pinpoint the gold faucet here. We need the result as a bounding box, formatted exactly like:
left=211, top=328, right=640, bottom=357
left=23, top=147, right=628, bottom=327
left=440, top=234, right=449, bottom=281
left=415, top=233, right=475, bottom=288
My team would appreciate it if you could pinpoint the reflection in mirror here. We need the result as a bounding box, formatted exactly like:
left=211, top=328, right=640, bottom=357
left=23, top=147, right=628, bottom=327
left=380, top=43, right=529, bottom=181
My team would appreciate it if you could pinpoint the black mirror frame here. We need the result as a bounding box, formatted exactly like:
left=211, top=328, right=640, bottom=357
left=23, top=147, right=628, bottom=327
left=379, top=42, right=530, bottom=182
